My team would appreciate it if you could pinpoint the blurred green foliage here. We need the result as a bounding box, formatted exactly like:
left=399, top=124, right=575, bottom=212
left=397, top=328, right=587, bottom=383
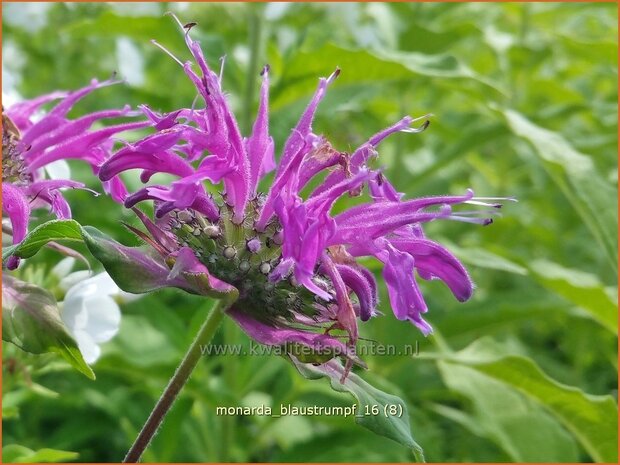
left=2, top=2, right=617, bottom=462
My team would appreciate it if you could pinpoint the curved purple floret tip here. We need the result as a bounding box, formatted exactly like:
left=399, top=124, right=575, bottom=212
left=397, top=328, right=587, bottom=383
left=327, top=67, right=341, bottom=84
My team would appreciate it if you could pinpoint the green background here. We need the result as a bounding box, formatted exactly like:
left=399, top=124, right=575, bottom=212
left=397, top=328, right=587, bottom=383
left=2, top=2, right=618, bottom=462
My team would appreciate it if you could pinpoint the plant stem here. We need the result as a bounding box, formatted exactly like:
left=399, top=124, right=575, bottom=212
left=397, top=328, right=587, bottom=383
left=123, top=300, right=228, bottom=463
left=220, top=319, right=237, bottom=461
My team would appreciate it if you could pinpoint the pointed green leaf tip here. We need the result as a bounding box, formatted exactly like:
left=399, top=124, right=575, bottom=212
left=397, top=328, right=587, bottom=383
left=2, top=276, right=95, bottom=380
left=2, top=219, right=83, bottom=265
left=291, top=358, right=425, bottom=462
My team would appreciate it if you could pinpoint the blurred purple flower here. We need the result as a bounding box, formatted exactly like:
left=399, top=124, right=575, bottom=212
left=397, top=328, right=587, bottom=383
left=99, top=17, right=510, bottom=378
left=2, top=80, right=147, bottom=269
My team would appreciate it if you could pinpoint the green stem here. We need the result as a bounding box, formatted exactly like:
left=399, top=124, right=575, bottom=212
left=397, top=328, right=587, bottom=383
left=242, top=7, right=263, bottom=134
left=219, top=319, right=237, bottom=461
left=123, top=300, right=228, bottom=463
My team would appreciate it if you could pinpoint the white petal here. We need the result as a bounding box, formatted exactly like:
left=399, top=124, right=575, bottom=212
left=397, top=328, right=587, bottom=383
left=72, top=329, right=101, bottom=364
left=60, top=295, right=89, bottom=333
left=62, top=273, right=122, bottom=344
left=83, top=295, right=121, bottom=343
left=51, top=257, right=76, bottom=279
left=64, top=272, right=119, bottom=302
left=89, top=273, right=122, bottom=297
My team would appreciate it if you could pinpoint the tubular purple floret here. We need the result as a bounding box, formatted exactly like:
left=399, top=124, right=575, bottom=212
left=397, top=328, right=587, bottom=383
left=255, top=70, right=340, bottom=230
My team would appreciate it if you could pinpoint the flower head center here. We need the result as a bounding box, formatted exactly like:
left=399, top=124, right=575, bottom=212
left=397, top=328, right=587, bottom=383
left=169, top=197, right=333, bottom=322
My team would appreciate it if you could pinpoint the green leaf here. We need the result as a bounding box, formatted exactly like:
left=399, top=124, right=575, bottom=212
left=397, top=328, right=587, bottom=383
left=528, top=259, right=618, bottom=333
left=291, top=358, right=424, bottom=461
left=2, top=276, right=95, bottom=380
left=2, top=444, right=79, bottom=463
left=2, top=219, right=83, bottom=264
left=436, top=362, right=579, bottom=461
left=63, top=10, right=173, bottom=40
left=273, top=43, right=504, bottom=110
left=445, top=242, right=528, bottom=275
left=443, top=338, right=618, bottom=462
left=502, top=109, right=618, bottom=273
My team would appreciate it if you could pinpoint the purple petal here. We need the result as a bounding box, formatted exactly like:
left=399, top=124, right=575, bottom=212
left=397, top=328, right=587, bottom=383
left=321, top=253, right=359, bottom=343
left=368, top=173, right=403, bottom=202
left=2, top=184, right=31, bottom=269
left=24, top=179, right=85, bottom=219
left=189, top=195, right=221, bottom=221
left=306, top=168, right=373, bottom=213
left=99, top=148, right=194, bottom=181
left=125, top=186, right=220, bottom=222
left=5, top=91, right=68, bottom=130
left=331, top=191, right=475, bottom=245
left=281, top=69, right=340, bottom=168
left=179, top=35, right=250, bottom=221
left=256, top=70, right=339, bottom=230
left=19, top=79, right=116, bottom=147
left=228, top=307, right=350, bottom=355
left=246, top=66, right=275, bottom=193
left=24, top=107, right=133, bottom=157
left=380, top=242, right=432, bottom=335
left=297, top=138, right=346, bottom=191
left=272, top=195, right=335, bottom=300
left=140, top=105, right=182, bottom=130
left=332, top=204, right=454, bottom=246
left=390, top=237, right=473, bottom=302
left=26, top=121, right=149, bottom=171
left=353, top=116, right=414, bottom=167
left=335, top=263, right=378, bottom=321
left=311, top=116, right=413, bottom=199
left=102, top=175, right=129, bottom=203
left=167, top=246, right=236, bottom=296
left=269, top=257, right=294, bottom=282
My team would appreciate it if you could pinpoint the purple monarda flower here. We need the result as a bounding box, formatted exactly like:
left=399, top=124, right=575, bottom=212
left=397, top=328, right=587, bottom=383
left=99, top=18, right=509, bottom=378
left=2, top=80, right=147, bottom=269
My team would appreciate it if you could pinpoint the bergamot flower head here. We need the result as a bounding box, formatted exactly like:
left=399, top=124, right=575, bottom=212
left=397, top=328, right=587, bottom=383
left=2, top=80, right=147, bottom=269
left=99, top=16, right=512, bottom=379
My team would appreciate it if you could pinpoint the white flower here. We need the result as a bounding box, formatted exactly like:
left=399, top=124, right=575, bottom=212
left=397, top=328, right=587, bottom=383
left=60, top=271, right=135, bottom=364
